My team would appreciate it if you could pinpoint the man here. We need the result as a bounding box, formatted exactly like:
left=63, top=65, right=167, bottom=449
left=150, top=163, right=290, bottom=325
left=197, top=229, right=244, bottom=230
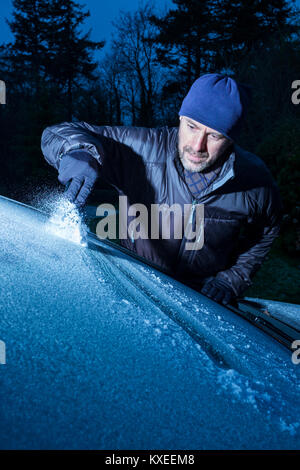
left=41, top=73, right=282, bottom=306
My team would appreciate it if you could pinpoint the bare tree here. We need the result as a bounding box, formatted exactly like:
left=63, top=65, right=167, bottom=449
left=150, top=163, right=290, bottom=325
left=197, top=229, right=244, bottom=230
left=100, top=51, right=123, bottom=125
left=108, top=2, right=162, bottom=126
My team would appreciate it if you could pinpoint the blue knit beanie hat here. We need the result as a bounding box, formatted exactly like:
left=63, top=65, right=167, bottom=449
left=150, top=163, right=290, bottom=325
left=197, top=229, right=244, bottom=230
left=179, top=73, right=250, bottom=141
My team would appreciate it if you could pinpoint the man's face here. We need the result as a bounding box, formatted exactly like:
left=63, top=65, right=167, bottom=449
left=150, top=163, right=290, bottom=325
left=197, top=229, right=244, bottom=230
left=178, top=116, right=232, bottom=172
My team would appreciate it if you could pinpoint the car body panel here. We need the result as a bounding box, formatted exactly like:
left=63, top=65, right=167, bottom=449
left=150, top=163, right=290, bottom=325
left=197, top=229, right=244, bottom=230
left=0, top=196, right=299, bottom=449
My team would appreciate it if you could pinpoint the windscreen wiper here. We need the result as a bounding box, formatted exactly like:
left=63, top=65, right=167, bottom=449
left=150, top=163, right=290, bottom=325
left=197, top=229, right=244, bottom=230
left=227, top=300, right=299, bottom=350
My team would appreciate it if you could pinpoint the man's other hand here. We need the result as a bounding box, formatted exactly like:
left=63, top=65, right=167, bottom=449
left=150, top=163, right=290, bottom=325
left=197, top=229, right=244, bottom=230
left=58, top=151, right=100, bottom=207
left=200, top=278, right=236, bottom=306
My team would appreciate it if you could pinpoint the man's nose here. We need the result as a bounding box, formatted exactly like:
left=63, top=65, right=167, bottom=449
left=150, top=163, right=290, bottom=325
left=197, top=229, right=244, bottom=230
left=191, top=131, right=207, bottom=152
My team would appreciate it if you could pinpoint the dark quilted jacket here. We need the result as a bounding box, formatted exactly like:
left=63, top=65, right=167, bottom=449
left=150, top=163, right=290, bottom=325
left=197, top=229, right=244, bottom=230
left=41, top=122, right=282, bottom=297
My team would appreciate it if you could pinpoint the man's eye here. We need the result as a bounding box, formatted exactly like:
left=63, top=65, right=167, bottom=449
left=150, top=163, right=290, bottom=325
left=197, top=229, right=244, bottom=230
left=210, top=134, right=220, bottom=140
left=187, top=123, right=195, bottom=129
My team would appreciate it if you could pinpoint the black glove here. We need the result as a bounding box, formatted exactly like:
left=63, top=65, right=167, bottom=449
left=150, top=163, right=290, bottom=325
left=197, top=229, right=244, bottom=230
left=58, top=150, right=100, bottom=207
left=200, top=278, right=236, bottom=306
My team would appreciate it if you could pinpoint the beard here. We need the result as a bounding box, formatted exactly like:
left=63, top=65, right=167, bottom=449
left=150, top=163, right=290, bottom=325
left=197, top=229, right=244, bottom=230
left=179, top=145, right=214, bottom=173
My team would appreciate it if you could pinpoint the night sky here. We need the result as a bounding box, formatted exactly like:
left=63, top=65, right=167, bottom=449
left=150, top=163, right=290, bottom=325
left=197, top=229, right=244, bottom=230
left=0, top=0, right=173, bottom=60
left=0, top=0, right=299, bottom=61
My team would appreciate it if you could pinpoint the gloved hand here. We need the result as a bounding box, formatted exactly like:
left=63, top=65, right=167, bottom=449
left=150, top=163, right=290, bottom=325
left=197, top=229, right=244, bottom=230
left=58, top=150, right=100, bottom=207
left=200, top=278, right=236, bottom=306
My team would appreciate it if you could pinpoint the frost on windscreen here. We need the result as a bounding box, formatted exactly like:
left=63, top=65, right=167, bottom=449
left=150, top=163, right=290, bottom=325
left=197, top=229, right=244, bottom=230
left=46, top=197, right=88, bottom=246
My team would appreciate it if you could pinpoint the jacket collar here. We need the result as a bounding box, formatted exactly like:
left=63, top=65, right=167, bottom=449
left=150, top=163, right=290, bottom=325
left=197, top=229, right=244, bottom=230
left=170, top=146, right=236, bottom=201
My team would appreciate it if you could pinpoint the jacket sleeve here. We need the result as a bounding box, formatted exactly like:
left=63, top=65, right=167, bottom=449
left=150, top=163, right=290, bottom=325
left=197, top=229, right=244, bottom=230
left=215, top=182, right=283, bottom=297
left=41, top=121, right=174, bottom=177
left=41, top=121, right=107, bottom=170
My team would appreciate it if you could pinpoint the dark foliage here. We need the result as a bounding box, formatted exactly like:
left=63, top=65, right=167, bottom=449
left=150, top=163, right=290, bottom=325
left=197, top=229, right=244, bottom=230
left=0, top=0, right=105, bottom=198
left=0, top=0, right=299, bottom=260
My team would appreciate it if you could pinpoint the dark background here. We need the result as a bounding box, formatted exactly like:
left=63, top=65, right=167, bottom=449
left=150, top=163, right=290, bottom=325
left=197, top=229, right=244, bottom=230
left=0, top=0, right=299, bottom=303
